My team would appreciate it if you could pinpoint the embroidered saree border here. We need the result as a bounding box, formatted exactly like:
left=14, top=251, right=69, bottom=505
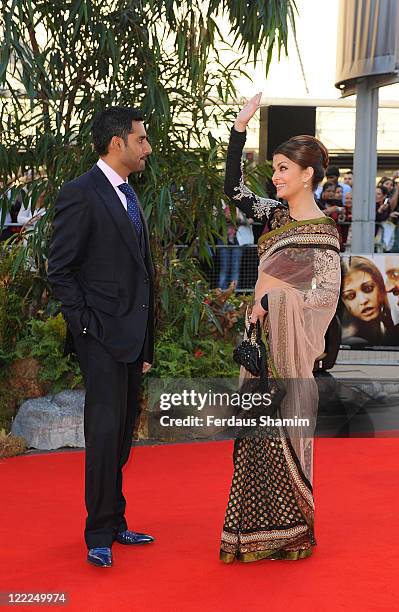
left=220, top=528, right=314, bottom=563
left=279, top=429, right=314, bottom=508
left=258, top=215, right=336, bottom=245
left=219, top=432, right=316, bottom=563
left=222, top=524, right=308, bottom=544
left=258, top=220, right=340, bottom=263
left=220, top=547, right=313, bottom=563
left=260, top=234, right=340, bottom=262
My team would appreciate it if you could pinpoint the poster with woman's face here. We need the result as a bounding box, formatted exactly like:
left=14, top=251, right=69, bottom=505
left=339, top=254, right=399, bottom=349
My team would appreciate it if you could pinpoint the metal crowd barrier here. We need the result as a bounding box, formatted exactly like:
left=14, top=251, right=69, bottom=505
left=2, top=220, right=399, bottom=365
left=177, top=221, right=398, bottom=295
left=176, top=224, right=399, bottom=365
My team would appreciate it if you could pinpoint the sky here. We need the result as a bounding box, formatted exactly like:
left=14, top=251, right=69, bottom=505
left=219, top=0, right=399, bottom=155
left=230, top=0, right=399, bottom=103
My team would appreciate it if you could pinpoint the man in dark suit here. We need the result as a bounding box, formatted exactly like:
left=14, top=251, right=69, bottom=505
left=48, top=107, right=155, bottom=567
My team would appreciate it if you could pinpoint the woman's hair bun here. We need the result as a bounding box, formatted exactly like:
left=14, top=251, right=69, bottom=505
left=273, top=135, right=329, bottom=189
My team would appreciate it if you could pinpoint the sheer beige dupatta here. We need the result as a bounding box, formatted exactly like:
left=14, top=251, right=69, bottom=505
left=255, top=245, right=341, bottom=482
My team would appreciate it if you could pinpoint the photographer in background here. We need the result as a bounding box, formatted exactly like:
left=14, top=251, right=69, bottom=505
left=325, top=165, right=351, bottom=205
left=317, top=181, right=346, bottom=251
left=375, top=185, right=396, bottom=252
left=378, top=174, right=398, bottom=212
left=343, top=170, right=353, bottom=188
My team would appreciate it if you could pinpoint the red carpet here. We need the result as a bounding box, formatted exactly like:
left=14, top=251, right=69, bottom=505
left=1, top=439, right=399, bottom=611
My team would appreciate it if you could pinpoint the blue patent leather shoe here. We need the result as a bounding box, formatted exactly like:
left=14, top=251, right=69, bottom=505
left=116, top=529, right=154, bottom=545
left=87, top=547, right=113, bottom=567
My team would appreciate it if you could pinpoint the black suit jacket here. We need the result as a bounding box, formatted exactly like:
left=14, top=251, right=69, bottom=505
left=48, top=164, right=155, bottom=363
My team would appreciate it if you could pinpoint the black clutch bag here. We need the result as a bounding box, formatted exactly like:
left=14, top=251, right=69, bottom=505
left=233, top=319, right=267, bottom=378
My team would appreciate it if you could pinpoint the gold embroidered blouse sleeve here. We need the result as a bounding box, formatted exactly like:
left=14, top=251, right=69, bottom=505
left=302, top=249, right=341, bottom=309
left=224, top=127, right=281, bottom=223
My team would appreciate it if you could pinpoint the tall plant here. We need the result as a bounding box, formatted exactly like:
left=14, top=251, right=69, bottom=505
left=0, top=0, right=296, bottom=334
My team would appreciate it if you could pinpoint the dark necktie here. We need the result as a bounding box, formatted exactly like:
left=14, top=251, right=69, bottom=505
left=117, top=183, right=143, bottom=235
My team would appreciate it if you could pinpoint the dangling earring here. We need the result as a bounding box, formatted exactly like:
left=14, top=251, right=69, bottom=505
left=304, top=182, right=308, bottom=188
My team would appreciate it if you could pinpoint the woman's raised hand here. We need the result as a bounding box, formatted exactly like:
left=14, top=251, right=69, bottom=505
left=234, top=92, right=262, bottom=133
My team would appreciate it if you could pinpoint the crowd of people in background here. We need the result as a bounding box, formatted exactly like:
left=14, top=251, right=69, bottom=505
left=0, top=170, right=46, bottom=243
left=314, top=166, right=399, bottom=253
left=2, top=163, right=399, bottom=297
left=216, top=203, right=254, bottom=289
left=374, top=176, right=399, bottom=252
left=0, top=170, right=46, bottom=241
left=213, top=163, right=399, bottom=290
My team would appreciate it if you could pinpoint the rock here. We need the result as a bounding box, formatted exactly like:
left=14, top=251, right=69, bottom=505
left=11, top=390, right=85, bottom=450
left=53, top=389, right=86, bottom=411
left=11, top=388, right=149, bottom=450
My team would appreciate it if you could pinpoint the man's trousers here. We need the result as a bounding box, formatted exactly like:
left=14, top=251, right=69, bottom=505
left=74, top=333, right=142, bottom=549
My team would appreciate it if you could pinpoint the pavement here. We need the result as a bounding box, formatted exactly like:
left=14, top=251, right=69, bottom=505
left=317, top=357, right=399, bottom=436
left=331, top=364, right=399, bottom=379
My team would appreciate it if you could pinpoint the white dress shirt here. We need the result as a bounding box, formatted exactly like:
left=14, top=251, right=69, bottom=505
left=17, top=201, right=46, bottom=225
left=96, top=158, right=128, bottom=211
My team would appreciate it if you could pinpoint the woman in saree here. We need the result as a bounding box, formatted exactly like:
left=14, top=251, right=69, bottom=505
left=220, top=93, right=341, bottom=563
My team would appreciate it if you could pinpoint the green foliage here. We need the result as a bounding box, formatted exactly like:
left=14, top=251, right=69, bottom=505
left=150, top=262, right=251, bottom=377
left=14, top=314, right=82, bottom=391
left=0, top=303, right=80, bottom=432
left=0, top=383, right=20, bottom=433
left=157, top=255, right=222, bottom=344
left=0, top=290, right=23, bottom=358
left=0, top=246, right=32, bottom=363
left=149, top=328, right=239, bottom=378
left=0, top=1, right=296, bottom=424
left=0, top=0, right=295, bottom=322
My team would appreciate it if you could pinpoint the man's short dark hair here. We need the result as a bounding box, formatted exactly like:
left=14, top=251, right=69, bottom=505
left=92, top=106, right=144, bottom=156
left=326, top=165, right=340, bottom=178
